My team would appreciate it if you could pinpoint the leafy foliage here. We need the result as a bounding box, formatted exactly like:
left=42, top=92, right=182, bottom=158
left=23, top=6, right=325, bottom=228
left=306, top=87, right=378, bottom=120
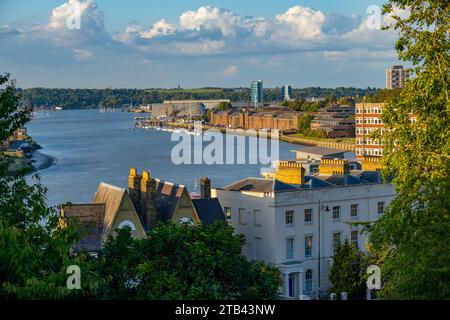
left=98, top=222, right=281, bottom=300
left=20, top=87, right=379, bottom=109
left=329, top=238, right=366, bottom=300
left=368, top=0, right=450, bottom=299
left=0, top=73, right=102, bottom=299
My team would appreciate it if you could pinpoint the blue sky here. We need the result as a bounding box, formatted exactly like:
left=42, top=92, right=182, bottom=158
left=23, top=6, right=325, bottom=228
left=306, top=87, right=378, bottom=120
left=1, top=0, right=404, bottom=88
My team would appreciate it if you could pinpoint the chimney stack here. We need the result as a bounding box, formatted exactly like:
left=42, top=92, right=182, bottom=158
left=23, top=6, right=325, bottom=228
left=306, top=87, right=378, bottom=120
left=140, top=170, right=158, bottom=230
left=128, top=168, right=142, bottom=215
left=200, top=176, right=211, bottom=199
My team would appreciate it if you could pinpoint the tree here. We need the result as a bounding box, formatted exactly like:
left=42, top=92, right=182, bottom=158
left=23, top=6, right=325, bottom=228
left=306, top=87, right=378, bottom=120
left=217, top=101, right=232, bottom=111
left=367, top=1, right=450, bottom=299
left=329, top=238, right=366, bottom=299
left=98, top=222, right=281, bottom=300
left=0, top=74, right=102, bottom=299
left=297, top=114, right=312, bottom=133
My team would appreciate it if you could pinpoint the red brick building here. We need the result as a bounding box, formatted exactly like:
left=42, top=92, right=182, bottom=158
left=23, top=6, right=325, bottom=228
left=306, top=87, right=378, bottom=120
left=210, top=106, right=300, bottom=133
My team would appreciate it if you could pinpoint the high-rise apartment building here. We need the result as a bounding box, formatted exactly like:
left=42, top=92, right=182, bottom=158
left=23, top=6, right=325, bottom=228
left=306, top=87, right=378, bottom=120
left=355, top=102, right=385, bottom=159
left=386, top=65, right=409, bottom=89
left=281, top=85, right=292, bottom=101
left=251, top=80, right=263, bottom=105
left=355, top=102, right=417, bottom=165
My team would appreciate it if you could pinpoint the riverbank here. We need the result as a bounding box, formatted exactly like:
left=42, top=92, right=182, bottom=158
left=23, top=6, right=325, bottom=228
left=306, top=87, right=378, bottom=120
left=31, top=151, right=57, bottom=172
left=146, top=121, right=355, bottom=151
left=2, top=151, right=57, bottom=176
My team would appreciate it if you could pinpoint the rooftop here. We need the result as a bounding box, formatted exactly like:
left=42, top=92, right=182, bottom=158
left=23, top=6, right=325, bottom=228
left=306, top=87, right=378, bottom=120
left=292, top=146, right=347, bottom=157
left=192, top=198, right=226, bottom=225
left=223, top=177, right=298, bottom=193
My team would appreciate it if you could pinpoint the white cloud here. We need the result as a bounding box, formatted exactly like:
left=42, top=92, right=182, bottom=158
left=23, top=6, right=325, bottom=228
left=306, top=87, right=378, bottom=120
left=2, top=1, right=400, bottom=69
left=72, top=48, right=93, bottom=60
left=274, top=6, right=326, bottom=40
left=140, top=20, right=175, bottom=39
left=223, top=65, right=238, bottom=75
left=179, top=6, right=244, bottom=37
left=43, top=0, right=109, bottom=45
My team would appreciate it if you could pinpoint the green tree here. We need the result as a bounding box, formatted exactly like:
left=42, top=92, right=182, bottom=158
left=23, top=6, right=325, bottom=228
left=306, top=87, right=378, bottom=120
left=329, top=238, right=366, bottom=300
left=217, top=101, right=232, bottom=111
left=297, top=114, right=312, bottom=133
left=367, top=1, right=450, bottom=299
left=98, top=222, right=280, bottom=300
left=0, top=74, right=102, bottom=299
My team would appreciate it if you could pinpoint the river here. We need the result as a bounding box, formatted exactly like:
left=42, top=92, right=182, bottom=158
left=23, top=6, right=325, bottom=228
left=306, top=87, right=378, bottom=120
left=27, top=109, right=302, bottom=206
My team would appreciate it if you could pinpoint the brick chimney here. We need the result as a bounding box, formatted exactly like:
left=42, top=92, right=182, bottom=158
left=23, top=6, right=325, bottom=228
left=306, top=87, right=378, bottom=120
left=128, top=168, right=142, bottom=215
left=319, top=159, right=350, bottom=176
left=140, top=170, right=158, bottom=230
left=200, top=176, right=211, bottom=199
left=276, top=161, right=305, bottom=185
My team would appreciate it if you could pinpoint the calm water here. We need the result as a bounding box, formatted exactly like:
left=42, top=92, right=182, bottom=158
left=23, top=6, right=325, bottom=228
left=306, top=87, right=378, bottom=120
left=27, top=110, right=300, bottom=206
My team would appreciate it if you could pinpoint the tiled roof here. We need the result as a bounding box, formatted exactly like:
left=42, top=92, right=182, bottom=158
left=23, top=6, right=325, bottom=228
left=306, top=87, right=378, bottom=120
left=93, top=182, right=127, bottom=238
left=192, top=198, right=226, bottom=225
left=62, top=204, right=106, bottom=252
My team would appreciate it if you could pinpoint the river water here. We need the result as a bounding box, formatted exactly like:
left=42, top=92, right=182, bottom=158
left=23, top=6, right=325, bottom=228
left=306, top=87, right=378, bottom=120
left=27, top=109, right=302, bottom=206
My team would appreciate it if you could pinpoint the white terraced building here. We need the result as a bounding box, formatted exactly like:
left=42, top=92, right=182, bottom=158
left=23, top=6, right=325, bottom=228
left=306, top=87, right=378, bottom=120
left=212, top=164, right=395, bottom=300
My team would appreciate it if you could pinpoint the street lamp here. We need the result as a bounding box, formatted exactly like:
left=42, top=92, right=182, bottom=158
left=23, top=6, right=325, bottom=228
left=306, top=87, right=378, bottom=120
left=317, top=201, right=330, bottom=298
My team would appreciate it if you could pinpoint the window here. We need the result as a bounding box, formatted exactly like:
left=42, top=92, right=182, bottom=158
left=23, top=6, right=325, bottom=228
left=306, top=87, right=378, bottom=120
left=332, top=206, right=341, bottom=220
left=305, top=235, right=313, bottom=258
left=254, top=210, right=262, bottom=226
left=238, top=208, right=246, bottom=225
left=304, top=270, right=313, bottom=294
left=117, top=220, right=136, bottom=231
left=351, top=230, right=358, bottom=247
left=285, top=210, right=294, bottom=225
left=304, top=208, right=313, bottom=224
left=286, top=238, right=294, bottom=260
left=350, top=204, right=359, bottom=218
left=333, top=232, right=341, bottom=253
left=224, top=207, right=231, bottom=220
left=377, top=201, right=385, bottom=215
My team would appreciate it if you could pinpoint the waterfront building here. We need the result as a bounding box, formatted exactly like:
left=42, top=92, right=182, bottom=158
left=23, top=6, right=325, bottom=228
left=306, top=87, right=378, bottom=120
left=212, top=159, right=394, bottom=299
left=163, top=99, right=231, bottom=110
left=251, top=80, right=263, bottom=106
left=210, top=105, right=300, bottom=133
left=149, top=102, right=206, bottom=120
left=386, top=65, right=409, bottom=89
left=310, top=105, right=355, bottom=138
left=281, top=85, right=292, bottom=101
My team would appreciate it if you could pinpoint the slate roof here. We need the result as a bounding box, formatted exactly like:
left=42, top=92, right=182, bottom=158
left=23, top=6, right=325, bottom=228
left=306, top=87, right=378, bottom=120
left=192, top=198, right=226, bottom=225
left=223, top=178, right=298, bottom=193
left=154, top=179, right=188, bottom=222
left=61, top=203, right=106, bottom=252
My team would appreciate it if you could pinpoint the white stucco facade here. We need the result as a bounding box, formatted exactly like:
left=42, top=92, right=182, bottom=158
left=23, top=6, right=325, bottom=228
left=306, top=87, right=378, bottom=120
left=212, top=182, right=395, bottom=299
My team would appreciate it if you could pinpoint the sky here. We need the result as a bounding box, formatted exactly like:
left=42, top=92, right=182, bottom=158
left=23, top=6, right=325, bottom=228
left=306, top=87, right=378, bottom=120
left=0, top=0, right=406, bottom=89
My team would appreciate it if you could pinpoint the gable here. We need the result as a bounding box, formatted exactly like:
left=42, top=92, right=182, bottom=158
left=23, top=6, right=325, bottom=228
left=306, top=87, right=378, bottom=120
left=108, top=192, right=147, bottom=240
left=170, top=188, right=200, bottom=225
